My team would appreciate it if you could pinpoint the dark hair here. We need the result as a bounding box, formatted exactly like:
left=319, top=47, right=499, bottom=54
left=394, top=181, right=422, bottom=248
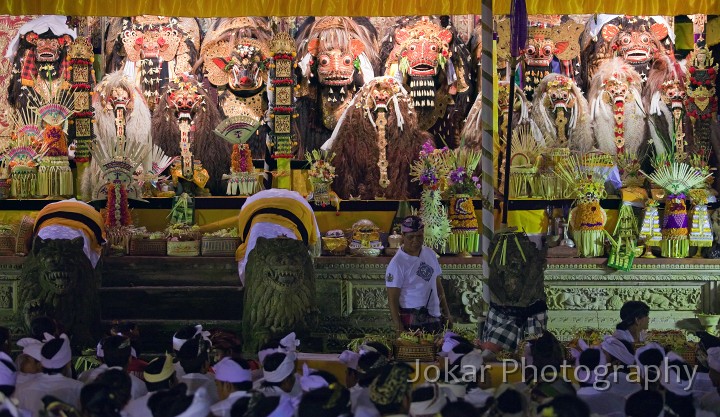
left=665, top=390, right=696, bottom=417
left=497, top=388, right=524, bottom=413
left=637, top=348, right=664, bottom=367
left=441, top=400, right=480, bottom=417
left=578, top=349, right=601, bottom=370
left=244, top=394, right=281, bottom=417
left=626, top=390, right=664, bottom=417
left=668, top=359, right=693, bottom=382
left=537, top=394, right=590, bottom=417
left=178, top=336, right=210, bottom=374
left=298, top=385, right=351, bottom=417
left=617, top=301, right=650, bottom=330
left=357, top=352, right=388, bottom=387
left=260, top=352, right=292, bottom=388
left=80, top=382, right=123, bottom=417
left=448, top=343, right=474, bottom=369
left=147, top=383, right=193, bottom=417
left=363, top=341, right=390, bottom=358
left=30, top=316, right=57, bottom=341
left=116, top=322, right=137, bottom=336
left=528, top=331, right=566, bottom=379
left=229, top=396, right=251, bottom=417
left=95, top=369, right=132, bottom=408
left=412, top=385, right=435, bottom=402
left=102, top=336, right=131, bottom=368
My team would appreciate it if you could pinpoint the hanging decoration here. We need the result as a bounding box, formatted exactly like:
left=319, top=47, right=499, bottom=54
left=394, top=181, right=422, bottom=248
left=268, top=32, right=298, bottom=190
left=685, top=46, right=718, bottom=156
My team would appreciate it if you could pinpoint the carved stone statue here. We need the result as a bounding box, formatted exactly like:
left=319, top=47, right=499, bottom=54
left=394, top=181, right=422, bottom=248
left=17, top=237, right=101, bottom=351
left=241, top=237, right=318, bottom=354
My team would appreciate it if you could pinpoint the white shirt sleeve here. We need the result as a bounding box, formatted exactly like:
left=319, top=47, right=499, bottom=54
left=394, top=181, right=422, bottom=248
left=385, top=257, right=405, bottom=289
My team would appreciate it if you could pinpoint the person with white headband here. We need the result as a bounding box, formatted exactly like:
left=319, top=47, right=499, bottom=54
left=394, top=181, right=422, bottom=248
left=257, top=351, right=301, bottom=399
left=78, top=335, right=148, bottom=400
left=339, top=350, right=361, bottom=390
left=148, top=385, right=211, bottom=417
left=298, top=382, right=352, bottom=417
left=16, top=334, right=83, bottom=414
left=575, top=346, right=626, bottom=417
left=210, top=357, right=252, bottom=417
left=635, top=342, right=665, bottom=390
left=700, top=346, right=720, bottom=417
left=353, top=351, right=388, bottom=417
left=124, top=354, right=177, bottom=417
left=0, top=350, right=27, bottom=417
left=178, top=335, right=219, bottom=405
left=409, top=382, right=447, bottom=417
left=172, top=325, right=211, bottom=380
left=625, top=389, right=666, bottom=417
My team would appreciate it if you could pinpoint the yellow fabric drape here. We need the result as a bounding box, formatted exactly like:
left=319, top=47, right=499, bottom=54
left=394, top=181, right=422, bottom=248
left=4, top=0, right=719, bottom=17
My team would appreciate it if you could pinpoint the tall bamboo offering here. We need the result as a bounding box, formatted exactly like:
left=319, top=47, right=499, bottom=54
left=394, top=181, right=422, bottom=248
left=642, top=162, right=711, bottom=258
left=554, top=153, right=610, bottom=257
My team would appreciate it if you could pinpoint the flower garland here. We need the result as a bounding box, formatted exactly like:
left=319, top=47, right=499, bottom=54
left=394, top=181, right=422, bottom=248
left=104, top=182, right=131, bottom=228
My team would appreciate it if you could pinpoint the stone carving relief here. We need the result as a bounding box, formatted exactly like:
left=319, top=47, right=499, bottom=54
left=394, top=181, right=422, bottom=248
left=545, top=286, right=701, bottom=311
left=352, top=287, right=389, bottom=310
left=0, top=286, right=12, bottom=309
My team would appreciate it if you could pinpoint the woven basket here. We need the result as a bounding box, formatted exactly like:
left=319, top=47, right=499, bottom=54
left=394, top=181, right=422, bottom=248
left=128, top=238, right=167, bottom=256
left=393, top=343, right=435, bottom=362
left=201, top=237, right=240, bottom=257
left=167, top=240, right=200, bottom=257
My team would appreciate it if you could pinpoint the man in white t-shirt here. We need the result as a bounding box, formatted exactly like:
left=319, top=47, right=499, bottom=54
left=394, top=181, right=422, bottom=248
left=385, top=216, right=451, bottom=333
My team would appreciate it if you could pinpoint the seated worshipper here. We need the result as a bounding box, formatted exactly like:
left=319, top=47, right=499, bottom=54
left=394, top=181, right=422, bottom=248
left=523, top=331, right=567, bottom=382
left=113, top=321, right=147, bottom=378
left=369, top=362, right=414, bottom=417
left=94, top=369, right=132, bottom=411
left=635, top=343, right=665, bottom=391
left=438, top=343, right=475, bottom=399
left=148, top=385, right=211, bottom=417
left=81, top=381, right=126, bottom=417
left=124, top=354, right=177, bottom=417
left=536, top=394, right=591, bottom=417
left=574, top=346, right=626, bottom=417
left=172, top=324, right=211, bottom=379
left=700, top=347, right=720, bottom=416
left=210, top=357, right=252, bottom=417
left=178, top=335, right=220, bottom=404
left=410, top=383, right=449, bottom=417
left=229, top=396, right=251, bottom=417
left=458, top=350, right=493, bottom=408
left=16, top=337, right=43, bottom=384
left=0, top=352, right=17, bottom=401
left=625, top=389, right=665, bottom=417
left=78, top=335, right=148, bottom=400
left=339, top=350, right=361, bottom=390
left=16, top=334, right=84, bottom=413
left=482, top=384, right=530, bottom=417
left=615, top=301, right=650, bottom=343
left=353, top=351, right=389, bottom=417
left=210, top=330, right=246, bottom=365
left=257, top=351, right=300, bottom=399
left=298, top=383, right=352, bottom=417
left=439, top=400, right=480, bottom=417
left=299, top=363, right=330, bottom=394
left=40, top=396, right=82, bottom=417
left=240, top=394, right=281, bottom=417
left=386, top=216, right=451, bottom=333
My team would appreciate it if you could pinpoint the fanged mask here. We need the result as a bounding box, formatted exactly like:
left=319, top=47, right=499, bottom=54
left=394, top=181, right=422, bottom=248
left=544, top=78, right=576, bottom=111
left=107, top=87, right=132, bottom=112
left=660, top=80, right=686, bottom=110
left=526, top=36, right=555, bottom=67
left=603, top=76, right=629, bottom=104
left=167, top=79, right=205, bottom=121
left=35, top=38, right=62, bottom=62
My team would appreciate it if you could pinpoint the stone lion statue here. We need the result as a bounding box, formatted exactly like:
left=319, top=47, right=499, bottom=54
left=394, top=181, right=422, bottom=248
left=17, top=236, right=102, bottom=351
left=242, top=237, right=318, bottom=353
